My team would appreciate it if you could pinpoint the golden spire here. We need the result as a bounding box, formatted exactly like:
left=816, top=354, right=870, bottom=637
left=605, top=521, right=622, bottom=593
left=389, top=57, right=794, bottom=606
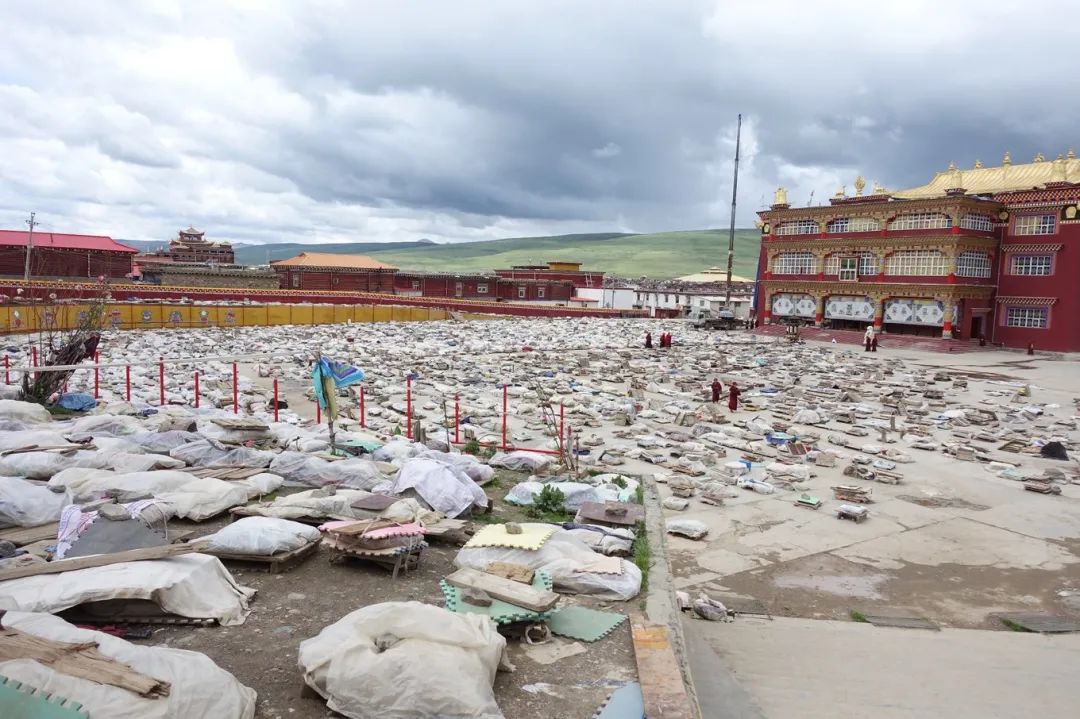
left=1034, top=152, right=1045, bottom=162
left=854, top=175, right=866, bottom=196
left=973, top=159, right=983, bottom=169
left=1003, top=151, right=1012, bottom=166
left=873, top=181, right=887, bottom=195
left=773, top=186, right=788, bottom=206
left=833, top=186, right=845, bottom=199
left=947, top=160, right=957, bottom=170
left=1069, top=148, right=1077, bottom=159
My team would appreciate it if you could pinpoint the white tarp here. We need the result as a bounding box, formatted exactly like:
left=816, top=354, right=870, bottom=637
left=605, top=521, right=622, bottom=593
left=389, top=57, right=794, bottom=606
left=0, top=554, right=255, bottom=626
left=206, top=517, right=321, bottom=556
left=0, top=476, right=70, bottom=528
left=298, top=601, right=505, bottom=719
left=0, top=611, right=256, bottom=719
left=392, top=458, right=487, bottom=518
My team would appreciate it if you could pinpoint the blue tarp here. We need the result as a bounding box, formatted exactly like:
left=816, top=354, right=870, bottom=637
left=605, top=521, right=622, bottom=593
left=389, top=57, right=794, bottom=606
left=56, top=393, right=96, bottom=411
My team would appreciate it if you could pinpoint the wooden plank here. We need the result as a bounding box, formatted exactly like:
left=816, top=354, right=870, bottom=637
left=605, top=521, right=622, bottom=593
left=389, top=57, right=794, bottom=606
left=0, top=627, right=170, bottom=698
left=445, top=567, right=559, bottom=612
left=631, top=622, right=695, bottom=719
left=187, top=466, right=264, bottom=480
left=0, top=542, right=208, bottom=582
left=0, top=523, right=58, bottom=547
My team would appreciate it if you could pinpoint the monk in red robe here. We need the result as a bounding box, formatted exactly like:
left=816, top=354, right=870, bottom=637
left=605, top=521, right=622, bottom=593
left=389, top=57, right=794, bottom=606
left=711, top=378, right=722, bottom=403
left=727, top=381, right=741, bottom=412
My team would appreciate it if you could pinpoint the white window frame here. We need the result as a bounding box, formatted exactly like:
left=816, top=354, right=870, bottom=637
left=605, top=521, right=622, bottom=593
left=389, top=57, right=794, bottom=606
left=1005, top=306, right=1048, bottom=329
left=827, top=217, right=880, bottom=233
left=825, top=252, right=878, bottom=276
left=291, top=273, right=300, bottom=288
left=517, top=286, right=526, bottom=299
left=959, top=214, right=995, bottom=232
left=884, top=250, right=948, bottom=276
left=477, top=283, right=488, bottom=294
left=411, top=280, right=421, bottom=290
left=537, top=287, right=546, bottom=299
left=1013, top=214, right=1056, bottom=236
left=1009, top=255, right=1053, bottom=276
left=888, top=212, right=952, bottom=231
left=955, top=251, right=992, bottom=278
left=775, top=219, right=820, bottom=235
left=773, top=251, right=817, bottom=275
left=838, top=257, right=858, bottom=281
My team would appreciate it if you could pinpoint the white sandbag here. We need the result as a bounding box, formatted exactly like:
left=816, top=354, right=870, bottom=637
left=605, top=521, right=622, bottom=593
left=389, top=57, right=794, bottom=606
left=455, top=528, right=641, bottom=600
left=155, top=477, right=252, bottom=521
left=269, top=451, right=338, bottom=486
left=564, top=525, right=635, bottom=556
left=106, top=452, right=187, bottom=473
left=379, top=498, right=443, bottom=526
left=298, top=601, right=505, bottom=719
left=504, top=480, right=545, bottom=506
left=206, top=517, right=321, bottom=556
left=737, top=477, right=775, bottom=494
left=240, top=488, right=374, bottom=521
left=195, top=418, right=270, bottom=443
left=765, top=462, right=811, bottom=481
left=322, top=458, right=388, bottom=491
left=0, top=429, right=73, bottom=451
left=0, top=476, right=70, bottom=527
left=488, top=450, right=553, bottom=472
left=0, top=554, right=255, bottom=625
left=0, top=612, right=257, bottom=719
left=129, top=430, right=202, bottom=453
left=237, top=472, right=285, bottom=495
left=48, top=469, right=198, bottom=503
left=419, top=449, right=496, bottom=485
left=170, top=439, right=274, bottom=468
left=792, top=409, right=823, bottom=424
left=0, top=399, right=51, bottom=424
left=666, top=519, right=709, bottom=539
left=0, top=450, right=93, bottom=479
left=66, top=413, right=145, bottom=437
left=393, top=458, right=487, bottom=518
left=371, top=439, right=423, bottom=463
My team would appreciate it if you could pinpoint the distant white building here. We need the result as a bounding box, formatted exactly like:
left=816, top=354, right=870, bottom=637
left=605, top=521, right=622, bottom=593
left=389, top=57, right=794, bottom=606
left=632, top=289, right=754, bottom=319
left=573, top=286, right=638, bottom=310
left=676, top=266, right=754, bottom=284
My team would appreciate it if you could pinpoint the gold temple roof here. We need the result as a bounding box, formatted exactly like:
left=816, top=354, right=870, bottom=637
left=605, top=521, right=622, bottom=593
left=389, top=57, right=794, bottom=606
left=893, top=152, right=1079, bottom=199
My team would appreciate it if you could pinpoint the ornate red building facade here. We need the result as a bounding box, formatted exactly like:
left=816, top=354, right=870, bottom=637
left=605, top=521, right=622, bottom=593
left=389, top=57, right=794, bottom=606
left=0, top=230, right=138, bottom=279
left=754, top=152, right=1080, bottom=352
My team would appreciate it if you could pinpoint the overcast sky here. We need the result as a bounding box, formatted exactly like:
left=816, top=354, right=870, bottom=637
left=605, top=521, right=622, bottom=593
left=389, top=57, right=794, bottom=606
left=1, top=1, right=1076, bottom=246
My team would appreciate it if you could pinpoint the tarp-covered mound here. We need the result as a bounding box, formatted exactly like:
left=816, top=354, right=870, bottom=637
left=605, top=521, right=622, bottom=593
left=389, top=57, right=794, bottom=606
left=455, top=527, right=641, bottom=600
left=298, top=601, right=505, bottom=719
left=392, top=458, right=487, bottom=518
left=206, top=517, right=321, bottom=556
left=0, top=476, right=71, bottom=528
left=0, top=611, right=257, bottom=718
left=0, top=554, right=255, bottom=626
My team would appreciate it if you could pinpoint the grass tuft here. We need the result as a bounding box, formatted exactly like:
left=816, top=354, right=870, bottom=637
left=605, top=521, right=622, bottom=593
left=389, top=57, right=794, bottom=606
left=849, top=610, right=869, bottom=623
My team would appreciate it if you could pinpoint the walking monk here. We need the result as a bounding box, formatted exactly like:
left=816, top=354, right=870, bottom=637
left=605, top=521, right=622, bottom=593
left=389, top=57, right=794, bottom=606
left=727, top=381, right=741, bottom=412
left=645, top=332, right=653, bottom=349
left=711, top=378, right=723, bottom=403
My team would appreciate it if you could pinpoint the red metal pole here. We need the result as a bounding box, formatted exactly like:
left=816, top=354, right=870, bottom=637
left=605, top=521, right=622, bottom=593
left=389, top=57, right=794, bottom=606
left=158, top=356, right=165, bottom=406
left=559, top=403, right=565, bottom=449
left=316, top=399, right=321, bottom=424
left=125, top=365, right=131, bottom=402
left=93, top=352, right=99, bottom=399
left=359, top=385, right=366, bottom=429
left=31, top=346, right=37, bottom=382
left=273, top=378, right=279, bottom=422
left=454, top=393, right=460, bottom=444
left=501, top=384, right=508, bottom=450
left=232, top=362, right=238, bottom=414
left=194, top=371, right=201, bottom=409
left=406, top=375, right=413, bottom=439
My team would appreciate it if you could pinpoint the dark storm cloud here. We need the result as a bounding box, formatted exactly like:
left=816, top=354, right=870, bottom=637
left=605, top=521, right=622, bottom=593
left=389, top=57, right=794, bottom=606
left=0, top=0, right=1076, bottom=244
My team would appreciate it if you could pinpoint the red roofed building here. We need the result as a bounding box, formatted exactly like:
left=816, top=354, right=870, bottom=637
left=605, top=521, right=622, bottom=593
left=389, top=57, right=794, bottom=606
left=270, top=252, right=397, bottom=292
left=494, top=261, right=605, bottom=289
left=0, top=230, right=138, bottom=279
left=754, top=150, right=1080, bottom=352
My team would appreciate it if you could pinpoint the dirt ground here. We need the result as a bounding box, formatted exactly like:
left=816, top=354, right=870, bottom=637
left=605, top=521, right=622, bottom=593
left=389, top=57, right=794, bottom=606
left=143, top=475, right=638, bottom=719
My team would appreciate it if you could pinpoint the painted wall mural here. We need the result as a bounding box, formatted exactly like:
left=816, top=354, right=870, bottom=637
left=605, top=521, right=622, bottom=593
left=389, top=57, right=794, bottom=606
left=883, top=298, right=944, bottom=326
left=825, top=295, right=875, bottom=321
left=771, top=293, right=816, bottom=317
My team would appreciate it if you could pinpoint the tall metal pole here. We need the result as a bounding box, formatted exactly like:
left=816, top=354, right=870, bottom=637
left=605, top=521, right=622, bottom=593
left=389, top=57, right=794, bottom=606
left=23, top=212, right=37, bottom=281
left=725, top=115, right=742, bottom=307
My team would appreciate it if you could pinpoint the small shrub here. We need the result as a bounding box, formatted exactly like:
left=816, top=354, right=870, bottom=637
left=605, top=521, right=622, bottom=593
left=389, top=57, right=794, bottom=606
left=464, top=439, right=481, bottom=455
left=849, top=610, right=869, bottom=623
left=529, top=485, right=566, bottom=517
left=611, top=476, right=628, bottom=489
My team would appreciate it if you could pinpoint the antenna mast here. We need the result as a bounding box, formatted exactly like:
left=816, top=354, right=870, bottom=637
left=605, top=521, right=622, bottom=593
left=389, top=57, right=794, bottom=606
left=725, top=114, right=741, bottom=307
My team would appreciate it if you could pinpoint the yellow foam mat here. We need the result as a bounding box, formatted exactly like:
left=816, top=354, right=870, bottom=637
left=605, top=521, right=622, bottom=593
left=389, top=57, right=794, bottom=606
left=464, top=523, right=556, bottom=550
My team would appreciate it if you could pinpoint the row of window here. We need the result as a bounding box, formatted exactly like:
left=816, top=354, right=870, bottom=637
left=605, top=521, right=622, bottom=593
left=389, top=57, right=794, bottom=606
left=1006, top=307, right=1048, bottom=328
left=773, top=251, right=1057, bottom=278
left=773, top=213, right=1057, bottom=236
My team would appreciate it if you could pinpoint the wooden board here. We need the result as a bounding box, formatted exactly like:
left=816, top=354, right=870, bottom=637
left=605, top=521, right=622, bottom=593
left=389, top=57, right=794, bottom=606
left=0, top=627, right=169, bottom=698
left=209, top=418, right=269, bottom=431
left=0, top=523, right=57, bottom=547
left=444, top=567, right=560, bottom=612
left=349, top=494, right=400, bottom=511
left=576, top=501, right=645, bottom=528
left=0, top=542, right=207, bottom=582
left=187, top=466, right=266, bottom=480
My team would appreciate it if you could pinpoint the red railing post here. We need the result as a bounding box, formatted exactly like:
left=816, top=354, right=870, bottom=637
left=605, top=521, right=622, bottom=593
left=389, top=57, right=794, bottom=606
left=454, top=393, right=460, bottom=444
left=559, top=403, right=565, bottom=450
left=273, top=378, right=279, bottom=422
left=31, top=346, right=37, bottom=382
left=501, top=384, right=508, bottom=450
left=194, top=371, right=201, bottom=408
left=316, top=399, right=321, bottom=424
left=93, top=352, right=99, bottom=399
left=406, top=375, right=413, bottom=439
left=158, top=356, right=165, bottom=406
left=125, top=365, right=131, bottom=402
left=359, top=385, right=366, bottom=429
left=232, top=362, right=238, bottom=414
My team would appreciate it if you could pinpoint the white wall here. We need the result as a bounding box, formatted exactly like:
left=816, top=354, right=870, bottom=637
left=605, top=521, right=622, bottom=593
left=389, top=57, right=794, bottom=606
left=575, top=287, right=637, bottom=310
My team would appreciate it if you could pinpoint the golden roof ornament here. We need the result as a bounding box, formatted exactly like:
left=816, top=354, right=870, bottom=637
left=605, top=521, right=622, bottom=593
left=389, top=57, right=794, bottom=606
left=1034, top=152, right=1045, bottom=162
left=1069, top=148, right=1076, bottom=159
left=872, top=182, right=887, bottom=195
left=1051, top=154, right=1067, bottom=182
left=773, top=186, right=788, bottom=206
left=1003, top=151, right=1012, bottom=166
left=947, top=161, right=957, bottom=170
left=973, top=159, right=983, bottom=169
left=854, top=175, right=866, bottom=196
left=833, top=186, right=845, bottom=199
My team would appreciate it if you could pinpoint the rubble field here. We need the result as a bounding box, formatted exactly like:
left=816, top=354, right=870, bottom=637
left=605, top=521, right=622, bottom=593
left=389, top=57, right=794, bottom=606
left=0, top=317, right=1078, bottom=717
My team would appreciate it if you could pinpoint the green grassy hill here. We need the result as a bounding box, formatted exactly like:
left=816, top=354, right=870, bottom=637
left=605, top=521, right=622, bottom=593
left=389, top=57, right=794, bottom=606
left=235, top=230, right=761, bottom=279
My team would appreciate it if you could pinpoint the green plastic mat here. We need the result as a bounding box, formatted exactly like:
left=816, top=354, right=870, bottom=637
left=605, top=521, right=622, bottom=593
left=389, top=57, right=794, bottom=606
left=0, top=674, right=88, bottom=719
left=441, top=570, right=556, bottom=624
left=547, top=605, right=627, bottom=642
